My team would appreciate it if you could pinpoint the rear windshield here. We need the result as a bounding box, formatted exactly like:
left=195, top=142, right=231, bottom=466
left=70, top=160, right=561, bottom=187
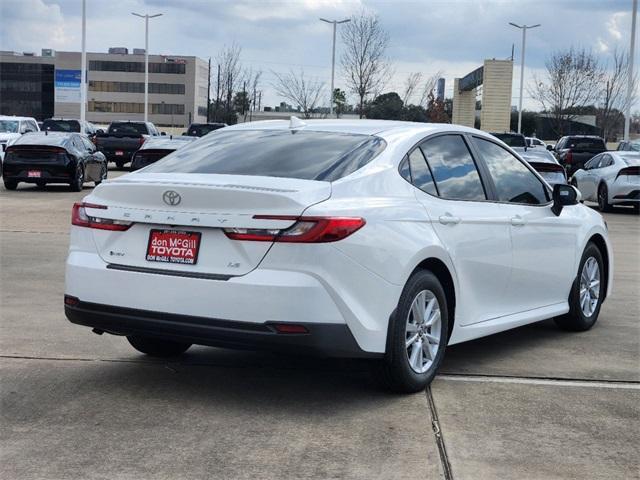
left=108, top=122, right=148, bottom=135
left=144, top=130, right=386, bottom=181
left=188, top=124, right=225, bottom=136
left=492, top=133, right=526, bottom=147
left=43, top=119, right=80, bottom=132
left=568, top=138, right=605, bottom=150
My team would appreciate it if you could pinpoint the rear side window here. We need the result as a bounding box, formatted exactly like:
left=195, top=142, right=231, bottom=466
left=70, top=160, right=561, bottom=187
left=473, top=137, right=549, bottom=204
left=144, top=130, right=386, bottom=181
left=407, top=149, right=438, bottom=196
left=419, top=135, right=486, bottom=201
left=568, top=138, right=605, bottom=150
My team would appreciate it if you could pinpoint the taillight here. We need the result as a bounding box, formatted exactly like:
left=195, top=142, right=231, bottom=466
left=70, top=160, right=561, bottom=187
left=138, top=136, right=146, bottom=147
left=71, top=202, right=132, bottom=231
left=616, top=166, right=640, bottom=179
left=565, top=151, right=573, bottom=164
left=224, top=216, right=365, bottom=243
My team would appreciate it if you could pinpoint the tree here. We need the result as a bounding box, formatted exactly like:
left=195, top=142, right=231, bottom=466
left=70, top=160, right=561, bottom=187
left=530, top=47, right=604, bottom=136
left=402, top=72, right=422, bottom=106
left=271, top=69, right=325, bottom=118
left=426, top=92, right=450, bottom=123
left=213, top=43, right=244, bottom=124
left=365, top=92, right=404, bottom=119
left=417, top=72, right=443, bottom=108
left=598, top=48, right=637, bottom=141
left=333, top=88, right=347, bottom=117
left=341, top=11, right=391, bottom=118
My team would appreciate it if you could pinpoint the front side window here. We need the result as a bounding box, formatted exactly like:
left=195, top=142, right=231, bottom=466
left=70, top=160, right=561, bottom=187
left=407, top=148, right=438, bottom=196
left=585, top=155, right=603, bottom=170
left=419, top=135, right=486, bottom=201
left=473, top=137, right=549, bottom=205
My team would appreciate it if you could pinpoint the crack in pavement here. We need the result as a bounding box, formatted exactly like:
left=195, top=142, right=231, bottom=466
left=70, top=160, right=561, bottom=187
left=437, top=373, right=640, bottom=390
left=426, top=386, right=453, bottom=480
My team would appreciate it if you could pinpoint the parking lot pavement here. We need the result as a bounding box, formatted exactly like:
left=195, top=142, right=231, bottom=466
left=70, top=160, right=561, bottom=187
left=1, top=175, right=639, bottom=479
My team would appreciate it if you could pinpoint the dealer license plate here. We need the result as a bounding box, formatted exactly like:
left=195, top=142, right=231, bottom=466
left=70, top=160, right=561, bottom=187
left=28, top=170, right=41, bottom=178
left=146, top=229, right=201, bottom=265
left=115, top=150, right=124, bottom=156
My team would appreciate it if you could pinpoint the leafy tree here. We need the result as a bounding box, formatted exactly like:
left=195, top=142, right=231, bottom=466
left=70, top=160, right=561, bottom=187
left=333, top=88, right=347, bottom=118
left=365, top=92, right=404, bottom=120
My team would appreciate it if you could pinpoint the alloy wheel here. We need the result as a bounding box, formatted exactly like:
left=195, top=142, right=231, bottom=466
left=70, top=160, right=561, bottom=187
left=405, top=289, right=442, bottom=374
left=579, top=257, right=600, bottom=317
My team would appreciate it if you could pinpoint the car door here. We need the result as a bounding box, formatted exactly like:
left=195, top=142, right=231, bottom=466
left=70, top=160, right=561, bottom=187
left=72, top=135, right=95, bottom=180
left=580, top=154, right=605, bottom=201
left=408, top=134, right=513, bottom=326
left=471, top=136, right=579, bottom=313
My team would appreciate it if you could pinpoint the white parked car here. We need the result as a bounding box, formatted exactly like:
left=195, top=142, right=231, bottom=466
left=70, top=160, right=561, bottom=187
left=65, top=120, right=613, bottom=392
left=571, top=151, right=640, bottom=212
left=0, top=116, right=40, bottom=161
left=519, top=148, right=567, bottom=187
left=526, top=137, right=547, bottom=149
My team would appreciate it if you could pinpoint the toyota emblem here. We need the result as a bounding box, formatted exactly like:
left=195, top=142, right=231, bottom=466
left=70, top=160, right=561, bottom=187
left=163, top=190, right=181, bottom=206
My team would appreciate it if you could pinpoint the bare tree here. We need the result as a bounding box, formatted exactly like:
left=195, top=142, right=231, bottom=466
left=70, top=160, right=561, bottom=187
left=530, top=47, right=604, bottom=135
left=417, top=72, right=443, bottom=108
left=271, top=69, right=325, bottom=118
left=341, top=11, right=391, bottom=118
left=213, top=43, right=244, bottom=123
left=598, top=48, right=638, bottom=140
left=402, top=72, right=422, bottom=106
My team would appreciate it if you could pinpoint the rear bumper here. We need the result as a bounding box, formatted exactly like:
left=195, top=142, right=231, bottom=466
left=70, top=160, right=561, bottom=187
left=65, top=300, right=378, bottom=358
left=2, top=163, right=73, bottom=182
left=610, top=185, right=640, bottom=204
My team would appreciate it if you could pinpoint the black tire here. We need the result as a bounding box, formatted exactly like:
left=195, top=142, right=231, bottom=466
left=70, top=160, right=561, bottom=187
left=95, top=163, right=107, bottom=186
left=4, top=180, right=18, bottom=190
left=633, top=204, right=639, bottom=214
left=36, top=180, right=46, bottom=188
left=115, top=161, right=125, bottom=169
left=127, top=335, right=191, bottom=358
left=555, top=242, right=605, bottom=332
left=373, top=270, right=449, bottom=393
left=598, top=183, right=612, bottom=212
left=69, top=165, right=84, bottom=192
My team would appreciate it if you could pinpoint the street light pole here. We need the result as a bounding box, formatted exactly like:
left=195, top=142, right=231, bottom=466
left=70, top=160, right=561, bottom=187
left=80, top=0, right=86, bottom=133
left=132, top=12, right=162, bottom=122
left=320, top=18, right=350, bottom=117
left=624, top=0, right=637, bottom=141
left=509, top=22, right=540, bottom=134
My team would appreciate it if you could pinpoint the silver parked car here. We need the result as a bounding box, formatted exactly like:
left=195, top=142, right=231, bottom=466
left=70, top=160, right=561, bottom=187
left=571, top=151, right=640, bottom=212
left=519, top=148, right=567, bottom=187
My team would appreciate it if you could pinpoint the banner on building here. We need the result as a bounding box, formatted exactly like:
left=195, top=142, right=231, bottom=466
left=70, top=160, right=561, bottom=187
left=54, top=69, right=82, bottom=103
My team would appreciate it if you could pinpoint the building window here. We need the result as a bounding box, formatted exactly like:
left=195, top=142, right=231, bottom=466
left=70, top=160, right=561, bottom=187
left=89, top=60, right=186, bottom=74
left=89, top=80, right=184, bottom=94
left=0, top=62, right=54, bottom=120
left=88, top=101, right=184, bottom=114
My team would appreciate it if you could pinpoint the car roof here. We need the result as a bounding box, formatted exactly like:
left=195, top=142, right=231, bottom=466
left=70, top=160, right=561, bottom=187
left=0, top=115, right=36, bottom=121
left=224, top=119, right=481, bottom=137
left=12, top=131, right=72, bottom=146
left=519, top=149, right=557, bottom=163
left=612, top=151, right=640, bottom=164
left=140, top=136, right=197, bottom=150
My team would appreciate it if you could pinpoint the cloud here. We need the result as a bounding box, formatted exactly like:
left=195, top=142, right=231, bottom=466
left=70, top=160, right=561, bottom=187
left=0, top=0, right=636, bottom=112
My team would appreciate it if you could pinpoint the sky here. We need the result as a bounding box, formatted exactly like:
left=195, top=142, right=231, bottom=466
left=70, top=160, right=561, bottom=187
left=0, top=0, right=637, bottom=111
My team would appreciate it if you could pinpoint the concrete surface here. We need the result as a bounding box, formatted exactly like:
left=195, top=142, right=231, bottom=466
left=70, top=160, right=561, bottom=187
left=1, top=170, right=639, bottom=479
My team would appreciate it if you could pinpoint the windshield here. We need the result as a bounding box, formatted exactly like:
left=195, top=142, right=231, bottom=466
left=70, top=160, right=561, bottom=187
left=492, top=133, right=527, bottom=148
left=144, top=129, right=387, bottom=181
left=108, top=122, right=148, bottom=135
left=43, top=119, right=81, bottom=132
left=0, top=120, right=19, bottom=133
left=187, top=124, right=225, bottom=137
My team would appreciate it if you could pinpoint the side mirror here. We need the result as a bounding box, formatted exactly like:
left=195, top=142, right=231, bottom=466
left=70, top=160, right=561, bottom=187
left=551, top=184, right=580, bottom=216
left=96, top=129, right=104, bottom=134
left=546, top=145, right=554, bottom=151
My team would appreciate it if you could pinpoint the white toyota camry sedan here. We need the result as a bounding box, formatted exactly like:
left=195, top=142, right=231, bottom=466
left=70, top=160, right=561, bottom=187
left=571, top=151, right=640, bottom=212
left=65, top=120, right=613, bottom=392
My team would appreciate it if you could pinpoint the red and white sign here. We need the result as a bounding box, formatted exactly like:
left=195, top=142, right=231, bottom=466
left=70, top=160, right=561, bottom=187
left=146, top=230, right=201, bottom=265
left=28, top=170, right=41, bottom=178
left=115, top=151, right=124, bottom=156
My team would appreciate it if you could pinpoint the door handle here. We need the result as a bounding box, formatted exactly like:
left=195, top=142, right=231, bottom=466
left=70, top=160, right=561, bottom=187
left=511, top=216, right=526, bottom=227
left=439, top=214, right=461, bottom=225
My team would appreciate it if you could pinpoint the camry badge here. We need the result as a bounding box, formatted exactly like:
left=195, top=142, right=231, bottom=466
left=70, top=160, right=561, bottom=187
left=163, top=190, right=181, bottom=206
